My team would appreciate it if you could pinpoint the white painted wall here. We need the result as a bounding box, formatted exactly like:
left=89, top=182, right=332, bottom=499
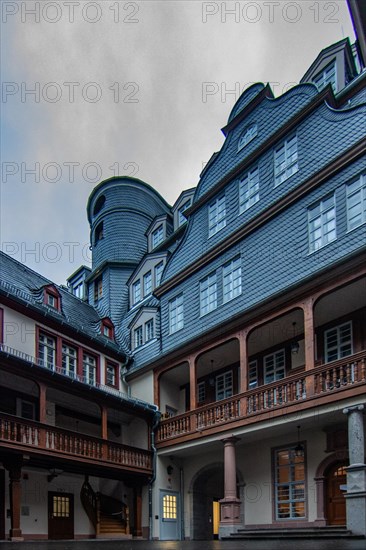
left=2, top=306, right=36, bottom=356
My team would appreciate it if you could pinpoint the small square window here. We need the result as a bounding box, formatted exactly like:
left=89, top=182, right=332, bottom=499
left=308, top=193, right=336, bottom=252
left=347, top=174, right=366, bottom=231
left=208, top=196, right=226, bottom=237
left=145, top=319, right=154, bottom=342
left=143, top=271, right=152, bottom=297
left=200, top=273, right=217, bottom=316
left=106, top=363, right=117, bottom=386
left=274, top=135, right=298, bottom=186
left=152, top=225, right=164, bottom=248
left=155, top=262, right=164, bottom=287
left=239, top=168, right=259, bottom=213
left=132, top=280, right=141, bottom=305
left=94, top=277, right=103, bottom=302
left=134, top=326, right=143, bottom=348
left=169, top=294, right=184, bottom=333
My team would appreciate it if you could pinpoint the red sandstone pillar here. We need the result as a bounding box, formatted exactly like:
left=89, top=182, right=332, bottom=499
left=219, top=436, right=242, bottom=535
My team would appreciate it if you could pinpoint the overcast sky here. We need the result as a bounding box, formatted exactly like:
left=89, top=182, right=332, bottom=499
left=1, top=0, right=355, bottom=284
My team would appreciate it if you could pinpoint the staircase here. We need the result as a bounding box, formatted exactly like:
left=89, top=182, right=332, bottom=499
left=222, top=526, right=364, bottom=540
left=80, top=479, right=131, bottom=539
left=98, top=512, right=131, bottom=539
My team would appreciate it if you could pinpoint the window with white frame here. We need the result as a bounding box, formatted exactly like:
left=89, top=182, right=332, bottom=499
left=94, top=276, right=103, bottom=302
left=152, top=225, right=164, bottom=248
left=83, top=353, right=96, bottom=386
left=169, top=294, right=184, bottom=333
left=274, top=135, right=298, bottom=186
left=248, top=360, right=258, bottom=389
left=347, top=174, right=366, bottom=231
left=264, top=350, right=285, bottom=383
left=208, top=196, right=226, bottom=237
left=223, top=257, right=241, bottom=303
left=143, top=271, right=152, bottom=296
left=238, top=123, right=257, bottom=151
left=132, top=280, right=141, bottom=305
left=197, top=381, right=206, bottom=403
left=61, top=343, right=77, bottom=378
left=325, top=321, right=352, bottom=363
left=308, top=193, right=336, bottom=252
left=178, top=200, right=191, bottom=226
left=38, top=333, right=56, bottom=370
left=216, top=371, right=233, bottom=400
left=239, top=167, right=259, bottom=212
left=155, top=262, right=164, bottom=287
left=134, top=326, right=143, bottom=348
left=145, top=319, right=154, bottom=342
left=200, top=273, right=217, bottom=316
left=312, top=61, right=337, bottom=93
left=274, top=447, right=306, bottom=520
left=106, top=362, right=116, bottom=386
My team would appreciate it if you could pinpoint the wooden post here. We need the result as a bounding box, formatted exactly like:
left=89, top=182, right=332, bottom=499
left=188, top=354, right=197, bottom=431
left=237, top=330, right=248, bottom=417
left=4, top=457, right=23, bottom=541
left=133, top=485, right=142, bottom=537
left=302, top=297, right=315, bottom=396
left=38, top=382, right=47, bottom=423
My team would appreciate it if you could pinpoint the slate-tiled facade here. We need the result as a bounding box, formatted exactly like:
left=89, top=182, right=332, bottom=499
left=1, top=20, right=366, bottom=542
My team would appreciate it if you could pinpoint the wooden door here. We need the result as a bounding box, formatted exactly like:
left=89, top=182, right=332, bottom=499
left=48, top=492, right=74, bottom=540
left=326, top=463, right=347, bottom=525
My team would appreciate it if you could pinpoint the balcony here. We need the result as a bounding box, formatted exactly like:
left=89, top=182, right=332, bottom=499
left=0, top=413, right=152, bottom=474
left=156, top=352, right=366, bottom=446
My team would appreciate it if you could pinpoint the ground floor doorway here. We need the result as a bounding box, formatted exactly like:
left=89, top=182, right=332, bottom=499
left=159, top=490, right=180, bottom=540
left=48, top=492, right=74, bottom=540
left=326, top=462, right=347, bottom=525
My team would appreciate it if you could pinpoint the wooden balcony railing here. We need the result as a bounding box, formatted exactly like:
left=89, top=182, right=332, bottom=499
left=0, top=414, right=152, bottom=473
left=157, top=352, right=366, bottom=444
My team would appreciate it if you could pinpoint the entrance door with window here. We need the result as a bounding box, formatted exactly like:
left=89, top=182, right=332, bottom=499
left=48, top=492, right=74, bottom=539
left=326, top=463, right=347, bottom=525
left=159, top=490, right=180, bottom=540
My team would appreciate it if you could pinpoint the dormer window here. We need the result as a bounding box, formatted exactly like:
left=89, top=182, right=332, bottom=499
left=44, top=286, right=61, bottom=311
left=238, top=124, right=257, bottom=152
left=155, top=262, right=164, bottom=287
left=132, top=280, right=141, bottom=305
left=143, top=271, right=152, bottom=297
left=94, top=222, right=104, bottom=245
left=101, top=318, right=114, bottom=340
left=313, top=61, right=337, bottom=93
left=152, top=225, right=164, bottom=248
left=178, top=200, right=191, bottom=227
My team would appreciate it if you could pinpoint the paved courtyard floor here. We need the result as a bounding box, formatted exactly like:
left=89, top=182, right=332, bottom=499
left=0, top=540, right=365, bottom=550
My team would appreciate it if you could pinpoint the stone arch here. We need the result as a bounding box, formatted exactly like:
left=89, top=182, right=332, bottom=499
left=188, top=462, right=244, bottom=540
left=314, top=451, right=348, bottom=526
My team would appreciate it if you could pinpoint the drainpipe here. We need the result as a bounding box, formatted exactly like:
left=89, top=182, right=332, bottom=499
left=180, top=467, right=185, bottom=541
left=149, top=410, right=161, bottom=541
left=121, top=358, right=133, bottom=396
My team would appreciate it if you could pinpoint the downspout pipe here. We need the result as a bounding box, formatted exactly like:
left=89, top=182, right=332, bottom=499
left=149, top=410, right=161, bottom=541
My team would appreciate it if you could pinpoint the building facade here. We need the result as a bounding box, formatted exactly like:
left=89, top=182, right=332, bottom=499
left=1, top=3, right=366, bottom=541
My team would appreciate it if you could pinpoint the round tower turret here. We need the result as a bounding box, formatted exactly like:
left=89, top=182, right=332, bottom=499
left=86, top=176, right=171, bottom=321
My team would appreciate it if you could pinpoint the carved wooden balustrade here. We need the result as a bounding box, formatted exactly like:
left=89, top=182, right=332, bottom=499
left=0, top=414, right=152, bottom=474
left=157, top=352, right=366, bottom=444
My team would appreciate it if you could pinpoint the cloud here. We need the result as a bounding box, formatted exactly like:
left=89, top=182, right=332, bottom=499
left=1, top=0, right=355, bottom=283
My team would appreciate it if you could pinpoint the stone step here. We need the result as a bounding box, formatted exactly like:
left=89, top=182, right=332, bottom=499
left=223, top=527, right=364, bottom=540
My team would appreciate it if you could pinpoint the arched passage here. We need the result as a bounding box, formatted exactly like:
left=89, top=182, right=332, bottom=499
left=189, top=462, right=244, bottom=540
left=190, top=463, right=224, bottom=540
